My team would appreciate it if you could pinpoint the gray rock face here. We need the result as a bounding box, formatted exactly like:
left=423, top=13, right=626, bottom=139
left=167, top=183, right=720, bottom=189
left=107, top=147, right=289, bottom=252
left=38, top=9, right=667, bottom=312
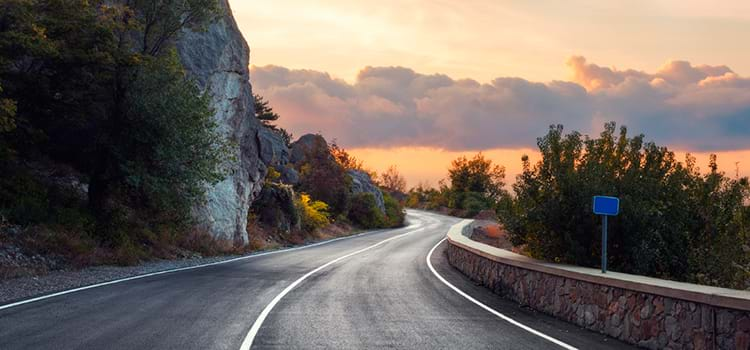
left=288, top=133, right=385, bottom=214
left=348, top=170, right=385, bottom=214
left=253, top=183, right=300, bottom=234
left=257, top=127, right=289, bottom=166
left=290, top=134, right=328, bottom=164
left=258, top=127, right=298, bottom=185
left=176, top=0, right=264, bottom=244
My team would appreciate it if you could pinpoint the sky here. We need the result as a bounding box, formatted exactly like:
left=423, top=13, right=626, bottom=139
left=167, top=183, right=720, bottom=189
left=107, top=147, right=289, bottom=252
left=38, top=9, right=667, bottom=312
left=231, top=0, right=750, bottom=186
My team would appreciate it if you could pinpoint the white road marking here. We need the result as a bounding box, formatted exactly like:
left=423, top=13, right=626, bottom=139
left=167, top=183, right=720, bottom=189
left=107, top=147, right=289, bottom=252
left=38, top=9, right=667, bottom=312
left=240, top=226, right=426, bottom=350
left=426, top=238, right=579, bottom=350
left=0, top=223, right=418, bottom=311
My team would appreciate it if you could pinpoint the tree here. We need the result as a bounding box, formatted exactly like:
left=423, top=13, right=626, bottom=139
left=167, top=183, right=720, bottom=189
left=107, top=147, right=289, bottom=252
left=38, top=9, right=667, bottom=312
left=445, top=153, right=507, bottom=215
left=0, top=0, right=227, bottom=239
left=84, top=0, right=223, bottom=232
left=253, top=93, right=292, bottom=146
left=295, top=137, right=351, bottom=216
left=117, top=51, right=231, bottom=216
left=380, top=165, right=406, bottom=194
left=254, top=93, right=280, bottom=125
left=134, top=0, right=220, bottom=55
left=501, top=123, right=750, bottom=288
left=348, top=193, right=384, bottom=228
left=330, top=140, right=364, bottom=171
left=296, top=193, right=330, bottom=232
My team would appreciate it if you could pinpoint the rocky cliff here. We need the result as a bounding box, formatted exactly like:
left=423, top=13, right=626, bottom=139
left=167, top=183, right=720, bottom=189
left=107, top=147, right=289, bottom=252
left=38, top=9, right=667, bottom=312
left=289, top=134, right=385, bottom=214
left=348, top=170, right=385, bottom=214
left=176, top=0, right=265, bottom=244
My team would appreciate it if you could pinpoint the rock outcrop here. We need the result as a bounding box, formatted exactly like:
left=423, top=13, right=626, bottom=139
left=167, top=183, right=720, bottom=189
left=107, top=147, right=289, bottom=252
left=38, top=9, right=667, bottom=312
left=176, top=0, right=265, bottom=244
left=258, top=127, right=299, bottom=185
left=288, top=134, right=385, bottom=214
left=289, top=134, right=328, bottom=165
left=251, top=183, right=300, bottom=234
left=348, top=170, right=385, bottom=214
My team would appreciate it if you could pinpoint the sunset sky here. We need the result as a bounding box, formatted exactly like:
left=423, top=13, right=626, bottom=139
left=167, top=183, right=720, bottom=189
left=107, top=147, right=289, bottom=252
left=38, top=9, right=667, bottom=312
left=230, top=0, right=750, bottom=186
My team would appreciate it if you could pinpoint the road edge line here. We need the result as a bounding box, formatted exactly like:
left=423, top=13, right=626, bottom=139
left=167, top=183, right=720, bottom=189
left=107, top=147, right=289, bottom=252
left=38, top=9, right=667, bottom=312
left=426, top=237, right=578, bottom=350
left=240, top=226, right=426, bottom=350
left=0, top=223, right=419, bottom=311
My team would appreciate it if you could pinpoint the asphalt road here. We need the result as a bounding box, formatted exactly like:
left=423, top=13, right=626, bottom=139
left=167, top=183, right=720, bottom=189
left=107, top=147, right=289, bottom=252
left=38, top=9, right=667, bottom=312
left=0, top=210, right=633, bottom=349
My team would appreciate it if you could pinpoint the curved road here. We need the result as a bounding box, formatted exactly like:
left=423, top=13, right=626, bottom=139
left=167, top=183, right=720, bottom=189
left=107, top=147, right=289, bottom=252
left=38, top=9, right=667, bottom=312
left=0, top=210, right=633, bottom=349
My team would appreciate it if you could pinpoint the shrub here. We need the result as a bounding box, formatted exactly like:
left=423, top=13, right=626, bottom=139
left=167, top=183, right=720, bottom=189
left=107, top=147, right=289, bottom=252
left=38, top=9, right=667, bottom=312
left=348, top=193, right=384, bottom=228
left=295, top=136, right=352, bottom=216
left=296, top=193, right=330, bottom=232
left=500, top=122, right=750, bottom=289
left=382, top=192, right=405, bottom=228
left=0, top=169, right=49, bottom=225
left=460, top=191, right=491, bottom=218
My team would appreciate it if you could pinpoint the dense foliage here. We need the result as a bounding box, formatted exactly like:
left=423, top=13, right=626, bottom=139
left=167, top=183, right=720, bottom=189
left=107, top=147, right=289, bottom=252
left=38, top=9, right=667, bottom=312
left=382, top=192, right=406, bottom=228
left=296, top=193, right=330, bottom=232
left=296, top=137, right=352, bottom=217
left=251, top=98, right=405, bottom=239
left=406, top=153, right=506, bottom=218
left=0, top=0, right=229, bottom=261
left=499, top=123, right=750, bottom=289
left=348, top=193, right=385, bottom=228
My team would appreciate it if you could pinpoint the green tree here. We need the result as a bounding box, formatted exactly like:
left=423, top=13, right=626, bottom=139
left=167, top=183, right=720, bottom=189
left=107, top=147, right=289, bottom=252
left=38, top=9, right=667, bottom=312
left=295, top=136, right=351, bottom=216
left=444, top=153, right=507, bottom=215
left=348, top=193, right=384, bottom=228
left=0, top=0, right=228, bottom=241
left=254, top=93, right=280, bottom=125
left=253, top=93, right=292, bottom=145
left=117, top=51, right=231, bottom=218
left=382, top=192, right=405, bottom=228
left=448, top=153, right=506, bottom=200
left=501, top=123, right=750, bottom=288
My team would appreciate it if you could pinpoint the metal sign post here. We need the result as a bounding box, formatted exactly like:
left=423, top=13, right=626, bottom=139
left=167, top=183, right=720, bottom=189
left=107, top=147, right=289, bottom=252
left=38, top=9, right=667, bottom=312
left=593, top=196, right=619, bottom=274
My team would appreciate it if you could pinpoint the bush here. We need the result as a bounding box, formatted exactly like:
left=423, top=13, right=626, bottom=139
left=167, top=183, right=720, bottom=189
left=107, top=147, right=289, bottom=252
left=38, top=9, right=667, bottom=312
left=382, top=192, right=405, bottom=228
left=296, top=193, right=330, bottom=232
left=459, top=191, right=491, bottom=218
left=348, top=193, right=384, bottom=229
left=295, top=136, right=352, bottom=216
left=0, top=169, right=49, bottom=225
left=500, top=123, right=750, bottom=289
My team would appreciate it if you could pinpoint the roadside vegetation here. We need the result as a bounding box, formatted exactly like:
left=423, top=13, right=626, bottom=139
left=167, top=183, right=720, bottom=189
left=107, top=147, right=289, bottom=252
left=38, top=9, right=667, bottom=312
left=0, top=1, right=406, bottom=275
left=406, top=153, right=507, bottom=218
left=406, top=123, right=750, bottom=290
left=247, top=99, right=406, bottom=251
left=0, top=0, right=229, bottom=266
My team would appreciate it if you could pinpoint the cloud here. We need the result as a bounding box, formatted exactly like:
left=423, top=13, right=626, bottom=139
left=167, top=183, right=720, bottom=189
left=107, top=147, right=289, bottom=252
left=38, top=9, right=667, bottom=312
left=250, top=58, right=750, bottom=151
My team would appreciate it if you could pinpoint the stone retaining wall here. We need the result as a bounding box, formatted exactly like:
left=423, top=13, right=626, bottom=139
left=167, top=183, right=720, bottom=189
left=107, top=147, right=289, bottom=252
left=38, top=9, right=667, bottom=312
left=445, top=220, right=750, bottom=350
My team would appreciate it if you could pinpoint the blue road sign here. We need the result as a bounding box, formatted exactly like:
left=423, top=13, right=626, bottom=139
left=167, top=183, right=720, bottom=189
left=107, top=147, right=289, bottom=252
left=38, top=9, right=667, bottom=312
left=593, top=196, right=619, bottom=216
left=593, top=196, right=619, bottom=274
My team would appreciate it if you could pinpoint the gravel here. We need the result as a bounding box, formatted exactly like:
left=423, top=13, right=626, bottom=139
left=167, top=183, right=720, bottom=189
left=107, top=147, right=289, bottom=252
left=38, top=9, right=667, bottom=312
left=0, top=253, right=248, bottom=305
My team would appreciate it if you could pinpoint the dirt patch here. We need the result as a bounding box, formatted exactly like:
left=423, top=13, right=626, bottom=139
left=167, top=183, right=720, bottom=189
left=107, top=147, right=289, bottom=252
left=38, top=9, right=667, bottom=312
left=247, top=220, right=357, bottom=252
left=469, top=221, right=516, bottom=251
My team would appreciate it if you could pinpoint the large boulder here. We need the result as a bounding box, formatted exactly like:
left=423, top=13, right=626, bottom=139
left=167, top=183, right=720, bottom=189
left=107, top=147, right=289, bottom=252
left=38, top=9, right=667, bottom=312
left=258, top=127, right=298, bottom=185
left=290, top=134, right=329, bottom=165
left=348, top=170, right=385, bottom=214
left=176, top=0, right=265, bottom=244
left=251, top=183, right=300, bottom=234
left=257, top=127, right=289, bottom=167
